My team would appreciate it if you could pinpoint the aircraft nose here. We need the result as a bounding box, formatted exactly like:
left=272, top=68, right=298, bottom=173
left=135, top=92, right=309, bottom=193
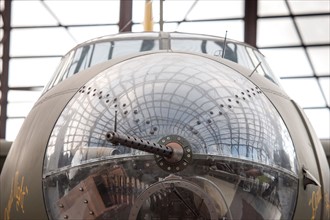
left=43, top=52, right=299, bottom=220
left=45, top=52, right=296, bottom=175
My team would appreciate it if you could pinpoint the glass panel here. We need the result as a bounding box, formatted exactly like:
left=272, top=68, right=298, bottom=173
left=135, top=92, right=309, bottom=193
left=252, top=49, right=280, bottom=85
left=132, top=0, right=147, bottom=23
left=44, top=0, right=120, bottom=25
left=258, top=0, right=289, bottom=16
left=6, top=118, right=25, bottom=141
left=10, top=28, right=76, bottom=56
left=177, top=20, right=244, bottom=42
left=163, top=23, right=179, bottom=32
left=8, top=90, right=41, bottom=103
left=281, top=78, right=326, bottom=108
left=111, top=40, right=158, bottom=58
left=295, top=16, right=330, bottom=44
left=187, top=0, right=244, bottom=20
left=9, top=57, right=60, bottom=87
left=288, top=0, right=330, bottom=14
left=90, top=42, right=112, bottom=67
left=44, top=53, right=298, bottom=175
left=0, top=0, right=4, bottom=11
left=133, top=0, right=196, bottom=23
left=257, top=18, right=300, bottom=47
left=163, top=1, right=197, bottom=21
left=304, top=108, right=330, bottom=139
left=68, top=26, right=119, bottom=44
left=48, top=51, right=75, bottom=90
left=11, top=1, right=58, bottom=27
left=170, top=38, right=254, bottom=70
left=7, top=102, right=34, bottom=117
left=260, top=48, right=313, bottom=77
left=65, top=45, right=94, bottom=78
left=319, top=78, right=330, bottom=106
left=132, top=23, right=163, bottom=32
left=307, top=46, right=330, bottom=76
left=43, top=53, right=298, bottom=220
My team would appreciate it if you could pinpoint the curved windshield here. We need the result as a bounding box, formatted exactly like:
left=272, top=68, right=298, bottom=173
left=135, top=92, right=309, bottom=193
left=43, top=33, right=279, bottom=92
left=43, top=53, right=297, bottom=220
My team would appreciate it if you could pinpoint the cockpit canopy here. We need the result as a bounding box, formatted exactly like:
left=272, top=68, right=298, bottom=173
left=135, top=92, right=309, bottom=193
left=44, top=32, right=279, bottom=92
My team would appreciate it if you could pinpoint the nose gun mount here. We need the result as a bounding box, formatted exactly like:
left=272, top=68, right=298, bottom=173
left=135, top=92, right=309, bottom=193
left=106, top=132, right=192, bottom=172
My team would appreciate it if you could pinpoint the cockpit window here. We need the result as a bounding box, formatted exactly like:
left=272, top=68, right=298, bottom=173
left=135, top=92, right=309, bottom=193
left=246, top=47, right=280, bottom=84
left=66, top=45, right=93, bottom=78
left=171, top=39, right=239, bottom=63
left=43, top=33, right=280, bottom=93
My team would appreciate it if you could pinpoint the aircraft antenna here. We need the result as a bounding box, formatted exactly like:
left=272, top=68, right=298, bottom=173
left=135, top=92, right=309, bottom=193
left=249, top=61, right=261, bottom=77
left=222, top=30, right=228, bottom=58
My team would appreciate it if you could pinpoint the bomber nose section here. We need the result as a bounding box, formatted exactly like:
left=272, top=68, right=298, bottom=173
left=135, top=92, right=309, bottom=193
left=43, top=52, right=298, bottom=220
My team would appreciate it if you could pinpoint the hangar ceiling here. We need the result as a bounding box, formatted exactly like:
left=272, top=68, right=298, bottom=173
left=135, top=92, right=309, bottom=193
left=0, top=0, right=329, bottom=141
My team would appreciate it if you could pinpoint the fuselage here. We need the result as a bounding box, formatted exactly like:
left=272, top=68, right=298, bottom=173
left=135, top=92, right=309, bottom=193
left=1, top=32, right=329, bottom=220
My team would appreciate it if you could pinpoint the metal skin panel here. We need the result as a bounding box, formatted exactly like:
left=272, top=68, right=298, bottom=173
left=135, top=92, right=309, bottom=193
left=250, top=72, right=330, bottom=220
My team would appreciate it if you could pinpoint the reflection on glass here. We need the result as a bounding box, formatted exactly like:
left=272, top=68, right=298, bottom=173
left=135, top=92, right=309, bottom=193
left=43, top=53, right=298, bottom=219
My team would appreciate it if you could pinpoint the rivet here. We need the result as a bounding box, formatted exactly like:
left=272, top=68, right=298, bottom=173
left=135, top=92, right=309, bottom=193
left=84, top=200, right=88, bottom=204
left=89, top=211, right=94, bottom=215
left=59, top=204, right=64, bottom=208
left=79, top=187, right=84, bottom=191
left=64, top=215, right=68, bottom=219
